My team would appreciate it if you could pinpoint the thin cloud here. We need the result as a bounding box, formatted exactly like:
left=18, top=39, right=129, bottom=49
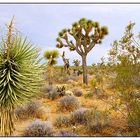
left=0, top=4, right=140, bottom=65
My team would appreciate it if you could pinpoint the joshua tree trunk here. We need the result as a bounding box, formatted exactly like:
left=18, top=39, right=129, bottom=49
left=82, top=55, right=88, bottom=85
left=47, top=65, right=53, bottom=85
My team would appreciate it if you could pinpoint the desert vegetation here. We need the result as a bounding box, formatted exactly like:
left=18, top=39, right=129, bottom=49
left=0, top=17, right=140, bottom=137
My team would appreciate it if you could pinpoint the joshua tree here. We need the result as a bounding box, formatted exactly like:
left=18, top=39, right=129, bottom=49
left=0, top=18, right=44, bottom=136
left=61, top=51, right=70, bottom=75
left=44, top=50, right=59, bottom=85
left=56, top=18, right=108, bottom=84
left=73, top=59, right=80, bottom=67
left=98, top=57, right=105, bottom=66
left=73, top=59, right=81, bottom=76
left=92, top=63, right=96, bottom=67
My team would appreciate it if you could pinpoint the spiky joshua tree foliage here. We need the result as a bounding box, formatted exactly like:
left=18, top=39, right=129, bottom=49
left=56, top=18, right=108, bottom=84
left=73, top=59, right=81, bottom=76
left=0, top=18, right=44, bottom=136
left=44, top=50, right=59, bottom=85
left=73, top=59, right=80, bottom=67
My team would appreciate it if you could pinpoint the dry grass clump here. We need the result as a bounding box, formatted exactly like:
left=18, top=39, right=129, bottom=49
left=54, top=115, right=70, bottom=128
left=23, top=120, right=54, bottom=136
left=73, top=88, right=83, bottom=97
left=70, top=108, right=88, bottom=125
left=55, top=130, right=78, bottom=136
left=42, top=85, right=59, bottom=100
left=15, top=101, right=46, bottom=120
left=58, top=95, right=80, bottom=112
left=84, top=107, right=110, bottom=133
left=15, top=106, right=28, bottom=120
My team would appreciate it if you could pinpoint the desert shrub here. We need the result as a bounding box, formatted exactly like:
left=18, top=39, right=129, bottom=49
left=130, top=91, right=140, bottom=99
left=60, top=75, right=77, bottom=83
left=70, top=108, right=88, bottom=125
left=84, top=108, right=110, bottom=133
left=67, top=79, right=78, bottom=86
left=84, top=91, right=93, bottom=98
left=84, top=88, right=104, bottom=99
left=54, top=115, right=70, bottom=128
left=132, top=76, right=140, bottom=87
left=73, top=89, right=83, bottom=97
left=94, top=88, right=107, bottom=99
left=25, top=101, right=41, bottom=116
left=106, top=81, right=116, bottom=89
left=46, top=90, right=59, bottom=100
left=16, top=101, right=45, bottom=120
left=69, top=75, right=78, bottom=81
left=23, top=120, right=53, bottom=136
left=42, top=85, right=59, bottom=100
left=122, top=130, right=140, bottom=136
left=24, top=101, right=46, bottom=119
left=15, top=106, right=28, bottom=120
left=95, top=73, right=103, bottom=86
left=90, top=78, right=97, bottom=90
left=58, top=96, right=80, bottom=112
left=42, top=85, right=54, bottom=93
left=108, top=22, right=140, bottom=133
left=127, top=101, right=140, bottom=130
left=90, top=78, right=103, bottom=94
left=60, top=76, right=70, bottom=82
left=55, top=131, right=78, bottom=136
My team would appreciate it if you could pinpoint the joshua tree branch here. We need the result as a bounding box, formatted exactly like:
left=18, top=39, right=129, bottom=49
left=76, top=39, right=84, bottom=54
left=75, top=44, right=83, bottom=56
left=87, top=40, right=96, bottom=53
left=87, top=36, right=100, bottom=53
left=78, top=45, right=84, bottom=54
left=66, top=35, right=83, bottom=56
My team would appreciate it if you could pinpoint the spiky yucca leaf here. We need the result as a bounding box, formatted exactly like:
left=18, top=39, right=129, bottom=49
left=0, top=36, right=44, bottom=136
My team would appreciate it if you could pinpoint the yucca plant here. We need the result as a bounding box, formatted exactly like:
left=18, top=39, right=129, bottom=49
left=44, top=50, right=59, bottom=85
left=0, top=18, right=44, bottom=136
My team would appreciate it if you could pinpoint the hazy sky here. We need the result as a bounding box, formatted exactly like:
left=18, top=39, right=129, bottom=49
left=0, top=4, right=140, bottom=65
